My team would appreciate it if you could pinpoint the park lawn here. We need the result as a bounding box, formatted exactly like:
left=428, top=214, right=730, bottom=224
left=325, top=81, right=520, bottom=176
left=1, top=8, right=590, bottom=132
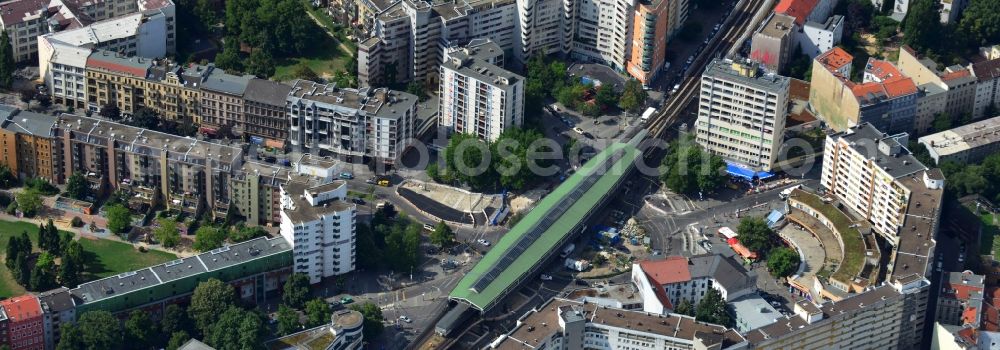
left=272, top=35, right=352, bottom=81
left=981, top=213, right=1000, bottom=256
left=0, top=219, right=176, bottom=298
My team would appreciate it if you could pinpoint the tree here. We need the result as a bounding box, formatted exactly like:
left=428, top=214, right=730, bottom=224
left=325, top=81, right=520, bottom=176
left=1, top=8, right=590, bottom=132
left=293, top=64, right=320, bottom=81
left=193, top=225, right=226, bottom=252
left=127, top=107, right=160, bottom=129
left=276, top=304, right=300, bottom=336
left=442, top=132, right=497, bottom=191
left=59, top=240, right=84, bottom=287
left=165, top=331, right=190, bottom=350
left=304, top=298, right=331, bottom=328
left=767, top=247, right=801, bottom=278
left=675, top=298, right=695, bottom=316
left=619, top=79, right=647, bottom=112
left=902, top=0, right=942, bottom=52
left=215, top=41, right=243, bottom=73
left=661, top=135, right=726, bottom=195
left=77, top=310, right=123, bottom=350
left=430, top=220, right=455, bottom=248
left=105, top=204, right=132, bottom=236
left=124, top=309, right=153, bottom=348
left=160, top=304, right=189, bottom=336
left=405, top=81, right=425, bottom=100
left=594, top=85, right=619, bottom=110
left=349, top=302, right=384, bottom=341
left=958, top=0, right=1000, bottom=49
left=99, top=103, right=122, bottom=121
left=230, top=225, right=267, bottom=243
left=189, top=278, right=237, bottom=334
left=205, top=306, right=263, bottom=350
left=247, top=49, right=275, bottom=78
left=29, top=252, right=56, bottom=290
left=0, top=30, right=14, bottom=89
left=16, top=189, right=42, bottom=217
left=13, top=253, right=30, bottom=286
left=154, top=217, right=181, bottom=248
left=0, top=164, right=16, bottom=188
left=56, top=323, right=85, bottom=350
left=493, top=128, right=546, bottom=190
left=737, top=216, right=776, bottom=255
left=66, top=172, right=90, bottom=200
left=283, top=273, right=311, bottom=309
left=933, top=112, right=953, bottom=132
left=695, top=288, right=732, bottom=327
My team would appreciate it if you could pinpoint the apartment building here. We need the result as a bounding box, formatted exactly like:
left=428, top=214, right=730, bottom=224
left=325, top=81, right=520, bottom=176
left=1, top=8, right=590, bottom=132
left=516, top=0, right=571, bottom=62
left=243, top=78, right=293, bottom=146
left=897, top=46, right=978, bottom=119
left=888, top=0, right=968, bottom=24
left=0, top=295, right=45, bottom=350
left=40, top=41, right=91, bottom=109
left=625, top=0, right=669, bottom=86
left=86, top=51, right=237, bottom=121
left=279, top=178, right=356, bottom=284
left=696, top=59, right=790, bottom=172
left=231, top=162, right=291, bottom=227
left=286, top=80, right=417, bottom=165
left=52, top=114, right=243, bottom=217
left=439, top=40, right=524, bottom=142
left=918, top=116, right=1000, bottom=165
left=971, top=45, right=1000, bottom=120
left=0, top=0, right=82, bottom=63
left=745, top=279, right=930, bottom=350
left=932, top=323, right=1000, bottom=350
left=487, top=298, right=747, bottom=350
left=36, top=288, right=74, bottom=350
left=0, top=107, right=61, bottom=183
left=936, top=271, right=985, bottom=328
left=631, top=254, right=757, bottom=315
left=199, top=72, right=251, bottom=132
left=810, top=48, right=919, bottom=134
left=571, top=0, right=633, bottom=71
left=357, top=2, right=411, bottom=87
left=750, top=13, right=795, bottom=72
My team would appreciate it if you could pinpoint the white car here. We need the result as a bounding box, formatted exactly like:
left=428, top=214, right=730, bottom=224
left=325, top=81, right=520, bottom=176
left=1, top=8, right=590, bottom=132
left=573, top=127, right=585, bottom=135
left=399, top=315, right=412, bottom=323
left=540, top=274, right=553, bottom=281
left=477, top=239, right=491, bottom=246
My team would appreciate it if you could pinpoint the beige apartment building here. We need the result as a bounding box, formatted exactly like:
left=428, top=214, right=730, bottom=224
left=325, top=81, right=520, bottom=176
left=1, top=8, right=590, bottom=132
left=85, top=51, right=211, bottom=121
left=199, top=73, right=251, bottom=132
left=897, top=45, right=978, bottom=119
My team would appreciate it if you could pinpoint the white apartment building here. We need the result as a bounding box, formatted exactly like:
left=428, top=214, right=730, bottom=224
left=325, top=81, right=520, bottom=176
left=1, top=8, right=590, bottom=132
left=487, top=298, right=747, bottom=350
left=516, top=0, right=571, bottom=62
left=696, top=59, right=790, bottom=172
left=286, top=80, right=417, bottom=165
left=570, top=0, right=633, bottom=70
left=40, top=41, right=90, bottom=109
left=357, top=2, right=411, bottom=88
left=439, top=40, right=524, bottom=142
left=0, top=0, right=82, bottom=62
left=631, top=255, right=757, bottom=315
left=820, top=123, right=928, bottom=243
left=279, top=178, right=356, bottom=284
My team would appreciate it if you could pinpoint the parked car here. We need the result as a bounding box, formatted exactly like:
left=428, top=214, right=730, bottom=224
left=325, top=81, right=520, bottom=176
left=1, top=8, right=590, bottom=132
left=423, top=224, right=435, bottom=231
left=366, top=177, right=376, bottom=184
left=574, top=279, right=590, bottom=286
left=573, top=127, right=584, bottom=135
left=340, top=296, right=354, bottom=305
left=339, top=172, right=354, bottom=180
left=399, top=315, right=412, bottom=323
left=540, top=274, right=553, bottom=281
left=352, top=198, right=365, bottom=205
left=477, top=239, right=491, bottom=246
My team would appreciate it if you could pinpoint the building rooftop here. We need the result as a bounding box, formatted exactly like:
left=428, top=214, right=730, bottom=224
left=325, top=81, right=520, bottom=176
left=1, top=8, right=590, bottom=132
left=245, top=79, right=293, bottom=106
left=443, top=49, right=521, bottom=88
left=177, top=339, right=216, bottom=350
left=0, top=0, right=48, bottom=25
left=1, top=108, right=60, bottom=137
left=492, top=298, right=744, bottom=350
left=287, top=80, right=417, bottom=121
left=918, top=115, right=1000, bottom=159
left=280, top=179, right=354, bottom=223
left=705, top=59, right=791, bottom=93
left=200, top=70, right=252, bottom=96
left=71, top=236, right=290, bottom=306
left=47, top=12, right=144, bottom=48
left=86, top=50, right=153, bottom=77
left=37, top=287, right=75, bottom=313
left=972, top=57, right=1000, bottom=82
left=774, top=0, right=818, bottom=26
left=0, top=295, right=42, bottom=322
left=688, top=254, right=758, bottom=294
left=758, top=13, right=795, bottom=39
left=833, top=123, right=928, bottom=178
left=865, top=58, right=905, bottom=82
left=816, top=47, right=853, bottom=73
left=729, top=294, right=781, bottom=333
left=46, top=39, right=93, bottom=67
left=891, top=171, right=942, bottom=284
left=638, top=256, right=691, bottom=285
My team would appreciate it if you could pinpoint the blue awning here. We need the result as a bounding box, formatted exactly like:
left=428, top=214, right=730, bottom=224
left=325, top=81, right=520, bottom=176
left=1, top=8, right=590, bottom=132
left=726, top=162, right=775, bottom=181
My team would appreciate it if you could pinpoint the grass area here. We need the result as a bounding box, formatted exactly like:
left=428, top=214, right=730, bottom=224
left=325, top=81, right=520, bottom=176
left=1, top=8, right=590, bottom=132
left=791, top=191, right=866, bottom=284
left=347, top=190, right=375, bottom=201
left=0, top=219, right=176, bottom=298
left=980, top=213, right=1000, bottom=256
left=272, top=39, right=352, bottom=81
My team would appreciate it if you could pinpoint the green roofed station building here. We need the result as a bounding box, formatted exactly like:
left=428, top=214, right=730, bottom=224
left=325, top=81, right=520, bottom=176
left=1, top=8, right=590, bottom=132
left=70, top=236, right=293, bottom=315
left=447, top=132, right=646, bottom=317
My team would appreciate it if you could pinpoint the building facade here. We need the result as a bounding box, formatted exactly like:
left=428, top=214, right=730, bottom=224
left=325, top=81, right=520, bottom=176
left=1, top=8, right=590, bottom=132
left=243, top=79, right=293, bottom=146
left=696, top=59, right=790, bottom=172
left=279, top=179, right=356, bottom=284
left=936, top=271, right=985, bottom=328
left=0, top=295, right=45, bottom=350
left=631, top=254, right=757, bottom=315
left=199, top=73, right=251, bottom=132
left=438, top=41, right=524, bottom=142
left=0, top=108, right=61, bottom=183
left=918, top=116, right=1000, bottom=165
left=286, top=80, right=417, bottom=165
left=37, top=288, right=74, bottom=350
left=750, top=13, right=795, bottom=73
left=625, top=0, right=669, bottom=86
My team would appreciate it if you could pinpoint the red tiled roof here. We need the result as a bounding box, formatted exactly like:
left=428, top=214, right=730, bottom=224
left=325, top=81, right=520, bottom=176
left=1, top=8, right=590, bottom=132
left=86, top=57, right=148, bottom=77
left=817, top=47, right=853, bottom=73
left=774, top=0, right=819, bottom=26
left=0, top=295, right=42, bottom=322
left=882, top=77, right=918, bottom=98
left=942, top=69, right=972, bottom=81
left=957, top=326, right=978, bottom=345
left=866, top=59, right=903, bottom=82
left=0, top=0, right=49, bottom=25
left=964, top=306, right=980, bottom=326
left=639, top=257, right=691, bottom=285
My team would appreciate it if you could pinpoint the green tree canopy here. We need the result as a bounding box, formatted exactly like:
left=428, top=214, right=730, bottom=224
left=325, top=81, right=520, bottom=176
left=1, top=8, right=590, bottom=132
left=902, top=0, right=943, bottom=52
left=105, top=204, right=132, bottom=235
left=958, top=0, right=1000, bottom=49
left=283, top=273, right=311, bottom=308
left=59, top=240, right=84, bottom=287
left=78, top=310, right=123, bottom=350
left=205, top=306, right=263, bottom=350
left=0, top=30, right=14, bottom=89
left=66, top=172, right=90, bottom=200
left=154, top=217, right=181, bottom=248
left=695, top=288, right=732, bottom=327
left=660, top=135, right=727, bottom=195
left=276, top=304, right=300, bottom=336
left=767, top=247, right=801, bottom=278
left=165, top=331, right=190, bottom=350
left=430, top=221, right=455, bottom=248
left=161, top=304, right=189, bottom=336
left=619, top=79, right=647, bottom=112
left=16, top=189, right=42, bottom=217
left=193, top=226, right=227, bottom=252
left=674, top=298, right=695, bottom=316
left=56, top=323, right=84, bottom=350
left=188, top=278, right=237, bottom=334
left=125, top=309, right=153, bottom=348
left=29, top=251, right=57, bottom=290
left=305, top=298, right=331, bottom=328
left=737, top=216, right=777, bottom=255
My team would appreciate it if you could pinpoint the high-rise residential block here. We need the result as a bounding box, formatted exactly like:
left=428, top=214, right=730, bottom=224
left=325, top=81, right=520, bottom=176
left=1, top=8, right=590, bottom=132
left=439, top=40, right=524, bottom=142
left=279, top=178, right=356, bottom=284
